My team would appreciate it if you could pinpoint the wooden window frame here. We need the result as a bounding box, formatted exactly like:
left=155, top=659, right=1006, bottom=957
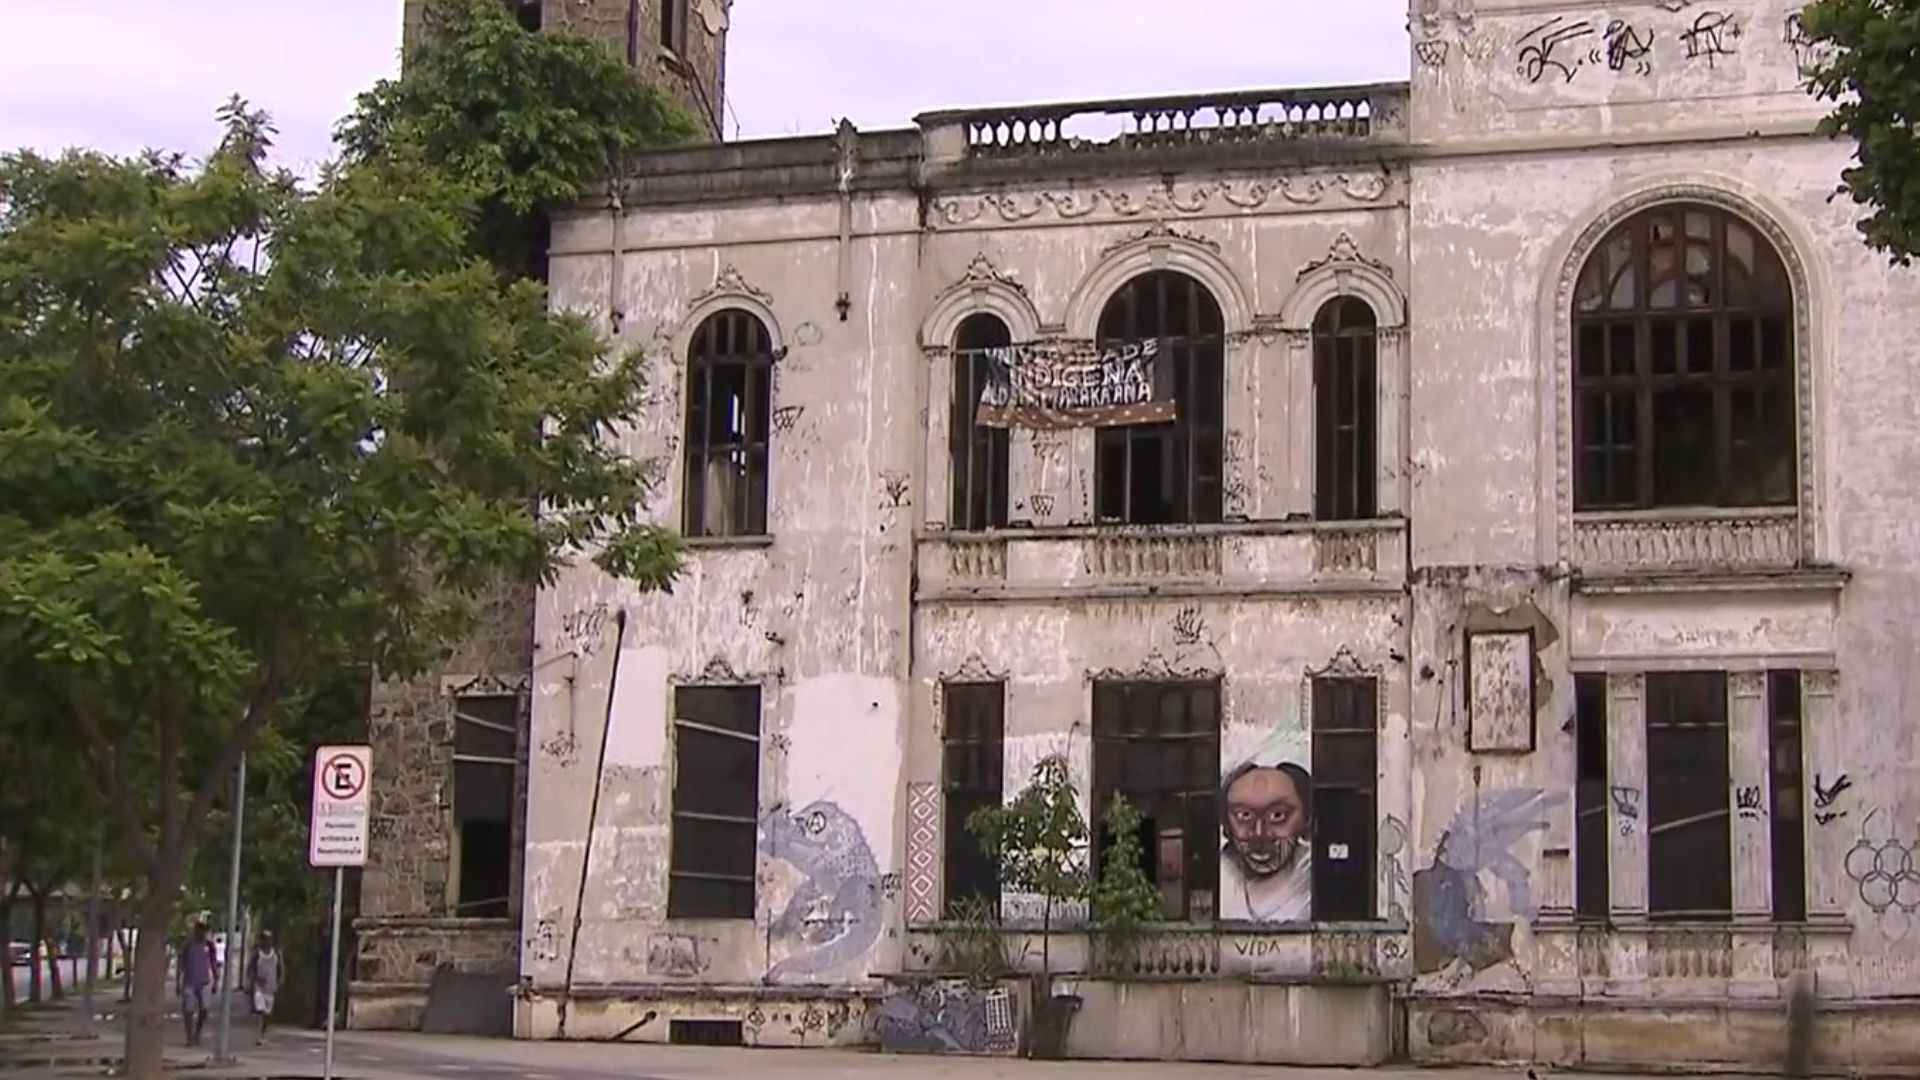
left=666, top=684, right=762, bottom=920
left=948, top=315, right=1012, bottom=531
left=940, top=681, right=1005, bottom=914
left=1091, top=679, right=1222, bottom=922
left=1312, top=297, right=1379, bottom=521
left=1309, top=676, right=1377, bottom=921
left=1093, top=271, right=1225, bottom=526
left=682, top=309, right=775, bottom=539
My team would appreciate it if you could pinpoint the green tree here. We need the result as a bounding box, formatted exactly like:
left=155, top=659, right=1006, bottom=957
left=1800, top=0, right=1920, bottom=263
left=339, top=0, right=699, bottom=277
left=0, top=98, right=681, bottom=1080
left=967, top=755, right=1089, bottom=979
left=1087, top=794, right=1163, bottom=975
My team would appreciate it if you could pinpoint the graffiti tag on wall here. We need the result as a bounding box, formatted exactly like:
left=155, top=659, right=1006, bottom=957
left=1413, top=787, right=1563, bottom=976
left=876, top=980, right=1017, bottom=1056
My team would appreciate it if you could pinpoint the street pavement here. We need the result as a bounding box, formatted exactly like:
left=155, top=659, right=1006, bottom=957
left=1, top=995, right=1784, bottom=1080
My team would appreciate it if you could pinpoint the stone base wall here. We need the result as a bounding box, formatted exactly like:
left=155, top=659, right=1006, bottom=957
left=1408, top=995, right=1920, bottom=1076
left=1060, top=978, right=1396, bottom=1065
left=349, top=918, right=518, bottom=1031
left=516, top=986, right=878, bottom=1046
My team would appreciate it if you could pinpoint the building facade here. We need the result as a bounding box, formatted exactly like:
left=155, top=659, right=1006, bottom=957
left=367, top=0, right=1920, bottom=1069
left=349, top=0, right=730, bottom=1032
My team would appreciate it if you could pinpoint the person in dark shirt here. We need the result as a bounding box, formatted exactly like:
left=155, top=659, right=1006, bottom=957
left=174, top=921, right=218, bottom=1047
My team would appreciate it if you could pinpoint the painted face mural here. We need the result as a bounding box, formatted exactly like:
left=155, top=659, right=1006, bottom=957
left=1218, top=732, right=1314, bottom=923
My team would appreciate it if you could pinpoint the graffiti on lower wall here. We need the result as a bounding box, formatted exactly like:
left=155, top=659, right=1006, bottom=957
left=760, top=799, right=883, bottom=982
left=1413, top=787, right=1563, bottom=977
left=876, top=980, right=1018, bottom=1056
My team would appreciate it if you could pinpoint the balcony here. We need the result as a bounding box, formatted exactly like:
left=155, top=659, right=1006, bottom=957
left=917, top=520, right=1406, bottom=602
left=918, top=83, right=1409, bottom=182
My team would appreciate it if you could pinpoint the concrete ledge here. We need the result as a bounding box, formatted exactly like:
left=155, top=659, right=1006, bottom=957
left=346, top=981, right=431, bottom=1032
left=1059, top=978, right=1393, bottom=1065
left=1406, top=995, right=1920, bottom=1076
left=516, top=985, right=881, bottom=1047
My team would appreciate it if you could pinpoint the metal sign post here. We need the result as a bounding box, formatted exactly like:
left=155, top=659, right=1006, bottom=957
left=308, top=745, right=371, bottom=1080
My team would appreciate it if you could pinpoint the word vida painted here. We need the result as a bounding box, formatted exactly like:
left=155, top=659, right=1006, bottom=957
left=974, top=339, right=1176, bottom=429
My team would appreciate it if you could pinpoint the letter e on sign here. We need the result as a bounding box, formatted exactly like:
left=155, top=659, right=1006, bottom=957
left=308, top=745, right=373, bottom=868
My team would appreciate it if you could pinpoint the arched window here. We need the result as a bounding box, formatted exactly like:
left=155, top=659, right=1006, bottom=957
left=1312, top=297, right=1378, bottom=521
left=1095, top=271, right=1225, bottom=525
left=949, top=313, right=1012, bottom=531
left=683, top=309, right=774, bottom=538
left=1573, top=203, right=1796, bottom=511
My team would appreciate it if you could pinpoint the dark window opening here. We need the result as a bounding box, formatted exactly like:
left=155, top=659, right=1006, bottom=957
left=667, top=685, right=761, bottom=920
left=660, top=0, right=688, bottom=53
left=949, top=315, right=1012, bottom=531
left=942, top=682, right=1005, bottom=915
left=508, top=0, right=541, bottom=32
left=1311, top=677, right=1378, bottom=920
left=453, top=694, right=518, bottom=918
left=1313, top=297, right=1379, bottom=521
left=1092, top=680, right=1221, bottom=921
left=1646, top=671, right=1731, bottom=921
left=1768, top=670, right=1807, bottom=922
left=1094, top=271, right=1225, bottom=526
left=1574, top=674, right=1610, bottom=921
left=669, top=1019, right=743, bottom=1046
left=683, top=310, right=774, bottom=538
left=1573, top=203, right=1796, bottom=511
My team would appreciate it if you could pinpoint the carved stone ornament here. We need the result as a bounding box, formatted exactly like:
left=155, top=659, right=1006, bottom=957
left=444, top=672, right=530, bottom=697
left=697, top=657, right=745, bottom=684
left=942, top=654, right=1007, bottom=683
left=1299, top=646, right=1385, bottom=731
left=1100, top=220, right=1221, bottom=257
left=953, top=252, right=1028, bottom=298
left=696, top=0, right=729, bottom=34
left=930, top=171, right=1391, bottom=227
left=688, top=265, right=773, bottom=310
left=1085, top=647, right=1221, bottom=683
left=1297, top=231, right=1395, bottom=283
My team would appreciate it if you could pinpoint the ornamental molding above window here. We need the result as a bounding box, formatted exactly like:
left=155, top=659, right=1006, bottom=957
left=1548, top=182, right=1819, bottom=570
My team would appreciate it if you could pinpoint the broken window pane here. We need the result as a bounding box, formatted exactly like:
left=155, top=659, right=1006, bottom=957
left=1092, top=680, right=1221, bottom=921
left=1646, top=672, right=1731, bottom=922
left=1094, top=271, right=1224, bottom=525
left=942, top=682, right=1005, bottom=915
left=452, top=693, right=518, bottom=918
left=668, top=684, right=762, bottom=919
left=950, top=315, right=1012, bottom=530
left=683, top=310, right=775, bottom=538
left=1571, top=204, right=1795, bottom=511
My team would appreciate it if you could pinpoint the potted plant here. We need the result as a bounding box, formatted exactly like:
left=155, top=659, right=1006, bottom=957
left=967, top=754, right=1088, bottom=1059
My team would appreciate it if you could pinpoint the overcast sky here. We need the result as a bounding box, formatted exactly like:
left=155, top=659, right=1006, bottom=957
left=0, top=1, right=1409, bottom=172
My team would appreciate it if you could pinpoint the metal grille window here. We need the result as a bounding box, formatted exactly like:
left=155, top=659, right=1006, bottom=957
left=453, top=694, right=518, bottom=918
left=1311, top=676, right=1377, bottom=920
left=1091, top=680, right=1221, bottom=921
left=1574, top=674, right=1610, bottom=921
left=1573, top=203, right=1796, bottom=510
left=1312, top=298, right=1378, bottom=521
left=683, top=310, right=774, bottom=538
left=1094, top=271, right=1225, bottom=525
left=1768, top=671, right=1807, bottom=922
left=667, top=685, right=761, bottom=919
left=1646, top=671, right=1731, bottom=921
left=941, top=682, right=1005, bottom=914
left=949, top=315, right=1011, bottom=531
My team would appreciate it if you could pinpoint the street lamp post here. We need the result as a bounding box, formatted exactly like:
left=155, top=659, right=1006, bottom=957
left=213, top=751, right=247, bottom=1063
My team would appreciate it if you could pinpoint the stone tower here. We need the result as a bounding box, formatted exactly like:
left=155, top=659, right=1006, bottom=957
left=402, top=0, right=730, bottom=140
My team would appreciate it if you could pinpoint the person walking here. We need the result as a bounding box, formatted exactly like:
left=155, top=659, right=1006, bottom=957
left=246, top=931, right=282, bottom=1045
left=174, top=921, right=218, bottom=1047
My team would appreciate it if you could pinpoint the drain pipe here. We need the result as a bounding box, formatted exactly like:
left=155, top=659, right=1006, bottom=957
left=556, top=608, right=627, bottom=1038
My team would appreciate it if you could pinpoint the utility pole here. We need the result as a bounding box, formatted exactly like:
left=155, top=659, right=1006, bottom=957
left=213, top=752, right=247, bottom=1064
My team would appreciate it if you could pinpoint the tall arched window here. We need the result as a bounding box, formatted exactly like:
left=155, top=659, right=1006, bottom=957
left=683, top=309, right=774, bottom=538
left=1573, top=203, right=1796, bottom=511
left=950, top=313, right=1012, bottom=531
left=1095, top=271, right=1225, bottom=525
left=1312, top=297, right=1378, bottom=521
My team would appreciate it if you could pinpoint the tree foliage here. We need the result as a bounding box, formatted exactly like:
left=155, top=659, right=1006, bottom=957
left=1088, top=794, right=1163, bottom=973
left=338, top=0, right=699, bottom=276
left=967, top=755, right=1088, bottom=976
left=0, top=96, right=680, bottom=1074
left=1801, top=0, right=1920, bottom=264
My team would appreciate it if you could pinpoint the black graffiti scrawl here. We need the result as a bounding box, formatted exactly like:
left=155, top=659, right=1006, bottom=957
left=761, top=800, right=883, bottom=983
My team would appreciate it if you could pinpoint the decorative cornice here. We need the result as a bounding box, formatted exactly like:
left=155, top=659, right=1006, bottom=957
left=688, top=265, right=773, bottom=310
left=941, top=654, right=1008, bottom=684
left=1085, top=648, right=1221, bottom=683
left=1297, top=231, right=1395, bottom=283
left=1100, top=220, right=1221, bottom=257
left=929, top=170, right=1391, bottom=227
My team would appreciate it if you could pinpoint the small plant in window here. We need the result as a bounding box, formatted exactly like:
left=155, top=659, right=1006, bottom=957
left=966, top=754, right=1088, bottom=976
left=1088, top=793, right=1163, bottom=975
left=934, top=895, right=1011, bottom=987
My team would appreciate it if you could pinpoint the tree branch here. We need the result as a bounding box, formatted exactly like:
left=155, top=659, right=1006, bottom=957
left=66, top=694, right=159, bottom=871
left=176, top=647, right=291, bottom=865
